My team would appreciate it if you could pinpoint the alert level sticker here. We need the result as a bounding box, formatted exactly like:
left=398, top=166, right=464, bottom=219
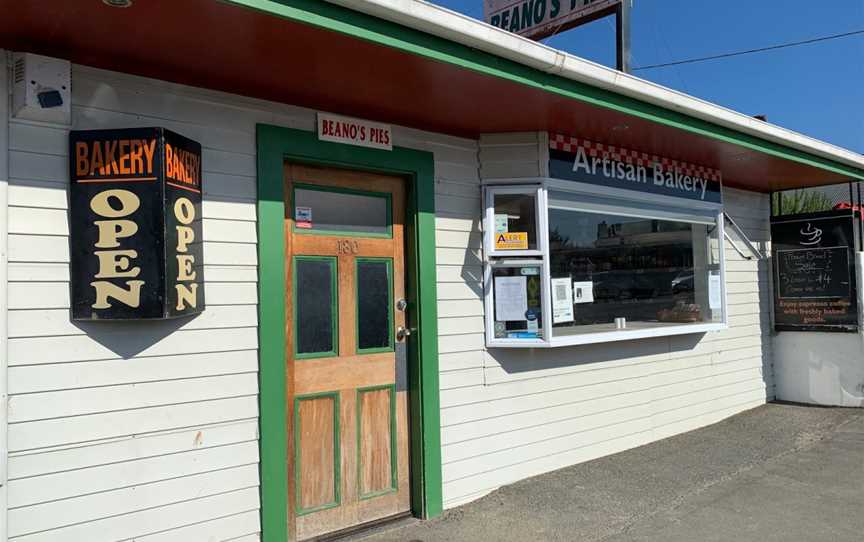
left=495, top=232, right=528, bottom=250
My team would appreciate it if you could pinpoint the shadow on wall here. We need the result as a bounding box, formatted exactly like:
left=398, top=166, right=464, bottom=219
left=72, top=316, right=199, bottom=359
left=489, top=333, right=705, bottom=375
left=461, top=214, right=484, bottom=298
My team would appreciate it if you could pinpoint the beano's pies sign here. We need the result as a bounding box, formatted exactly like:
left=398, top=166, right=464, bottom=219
left=548, top=133, right=723, bottom=203
left=484, top=0, right=622, bottom=40
left=69, top=127, right=205, bottom=320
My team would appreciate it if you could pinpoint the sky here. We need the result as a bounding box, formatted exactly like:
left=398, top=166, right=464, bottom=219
left=430, top=0, right=864, bottom=154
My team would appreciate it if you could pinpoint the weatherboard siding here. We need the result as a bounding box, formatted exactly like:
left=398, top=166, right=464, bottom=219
left=4, top=63, right=479, bottom=541
left=3, top=58, right=775, bottom=530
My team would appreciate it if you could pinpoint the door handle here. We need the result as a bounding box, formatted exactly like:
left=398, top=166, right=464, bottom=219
left=396, top=326, right=414, bottom=341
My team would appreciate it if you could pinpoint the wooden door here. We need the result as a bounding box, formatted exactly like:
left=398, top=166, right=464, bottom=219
left=284, top=164, right=410, bottom=540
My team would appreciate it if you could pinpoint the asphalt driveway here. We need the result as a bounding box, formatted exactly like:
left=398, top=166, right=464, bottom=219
left=356, top=403, right=864, bottom=542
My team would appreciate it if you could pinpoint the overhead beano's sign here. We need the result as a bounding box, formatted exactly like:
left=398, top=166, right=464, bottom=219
left=69, top=127, right=205, bottom=320
left=548, top=133, right=723, bottom=203
left=484, top=0, right=622, bottom=40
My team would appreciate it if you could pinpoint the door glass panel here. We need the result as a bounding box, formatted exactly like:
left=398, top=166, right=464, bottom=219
left=295, top=257, right=337, bottom=356
left=357, top=259, right=393, bottom=352
left=294, top=186, right=390, bottom=236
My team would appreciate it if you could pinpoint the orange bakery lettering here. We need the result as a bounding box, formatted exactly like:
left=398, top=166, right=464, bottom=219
left=165, top=143, right=201, bottom=189
left=75, top=138, right=157, bottom=178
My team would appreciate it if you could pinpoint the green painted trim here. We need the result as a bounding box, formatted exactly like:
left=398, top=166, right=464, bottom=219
left=356, top=384, right=398, bottom=499
left=231, top=0, right=863, bottom=181
left=291, top=182, right=393, bottom=238
left=256, top=124, right=442, bottom=542
left=294, top=391, right=342, bottom=516
left=292, top=255, right=339, bottom=360
left=257, top=127, right=289, bottom=542
left=355, top=257, right=395, bottom=354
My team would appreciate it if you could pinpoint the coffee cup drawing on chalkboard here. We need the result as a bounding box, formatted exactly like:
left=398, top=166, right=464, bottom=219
left=799, top=223, right=823, bottom=246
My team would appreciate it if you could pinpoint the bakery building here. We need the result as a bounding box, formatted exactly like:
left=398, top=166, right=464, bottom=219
left=1, top=1, right=863, bottom=541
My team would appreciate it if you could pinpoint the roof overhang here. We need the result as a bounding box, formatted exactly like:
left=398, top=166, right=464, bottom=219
left=2, top=0, right=862, bottom=192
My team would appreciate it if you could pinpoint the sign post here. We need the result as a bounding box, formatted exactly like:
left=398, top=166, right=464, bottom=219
left=483, top=0, right=631, bottom=72
left=69, top=127, right=205, bottom=320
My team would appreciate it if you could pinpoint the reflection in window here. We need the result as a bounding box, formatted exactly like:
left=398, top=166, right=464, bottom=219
left=549, top=209, right=722, bottom=336
left=295, top=257, right=337, bottom=355
left=492, top=193, right=537, bottom=251
left=357, top=259, right=392, bottom=351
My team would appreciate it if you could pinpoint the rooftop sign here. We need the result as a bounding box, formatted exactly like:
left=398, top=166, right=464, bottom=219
left=484, top=0, right=622, bottom=40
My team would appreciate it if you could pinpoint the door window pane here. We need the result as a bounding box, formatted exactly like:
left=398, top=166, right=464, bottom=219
left=295, top=257, right=337, bottom=356
left=548, top=209, right=722, bottom=337
left=357, top=259, right=393, bottom=351
left=294, top=186, right=390, bottom=236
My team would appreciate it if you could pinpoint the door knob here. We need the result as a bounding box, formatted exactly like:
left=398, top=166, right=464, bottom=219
left=396, top=326, right=414, bottom=341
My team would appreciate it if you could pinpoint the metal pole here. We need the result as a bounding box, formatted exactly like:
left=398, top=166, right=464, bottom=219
left=616, top=1, right=632, bottom=73
left=852, top=181, right=864, bottom=252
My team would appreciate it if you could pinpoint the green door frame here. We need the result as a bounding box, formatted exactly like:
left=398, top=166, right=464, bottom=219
left=256, top=124, right=443, bottom=542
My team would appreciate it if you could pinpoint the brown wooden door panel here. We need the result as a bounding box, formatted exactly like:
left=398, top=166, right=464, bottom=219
left=285, top=164, right=410, bottom=541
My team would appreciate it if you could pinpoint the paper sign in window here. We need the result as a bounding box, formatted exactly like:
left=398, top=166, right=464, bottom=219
left=296, top=206, right=312, bottom=229
left=708, top=275, right=722, bottom=309
left=495, top=232, right=528, bottom=250
left=572, top=281, right=594, bottom=304
left=494, top=276, right=528, bottom=321
left=551, top=277, right=574, bottom=323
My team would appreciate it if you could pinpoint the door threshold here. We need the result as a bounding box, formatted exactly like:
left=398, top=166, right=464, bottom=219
left=302, top=512, right=416, bottom=542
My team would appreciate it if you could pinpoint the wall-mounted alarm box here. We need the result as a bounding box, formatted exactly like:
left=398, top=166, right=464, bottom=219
left=12, top=52, right=71, bottom=124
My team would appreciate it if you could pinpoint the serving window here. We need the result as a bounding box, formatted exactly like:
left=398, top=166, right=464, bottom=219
left=484, top=181, right=727, bottom=348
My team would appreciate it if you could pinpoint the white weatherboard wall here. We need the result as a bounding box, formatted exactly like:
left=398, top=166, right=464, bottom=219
left=3, top=54, right=778, bottom=531
left=437, top=134, right=775, bottom=508
left=4, top=61, right=479, bottom=540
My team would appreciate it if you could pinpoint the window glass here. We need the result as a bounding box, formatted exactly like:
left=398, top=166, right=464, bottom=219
left=548, top=209, right=722, bottom=336
left=492, top=193, right=537, bottom=251
left=295, top=257, right=337, bottom=355
left=294, top=187, right=390, bottom=236
left=491, top=264, right=544, bottom=339
left=357, top=259, right=393, bottom=351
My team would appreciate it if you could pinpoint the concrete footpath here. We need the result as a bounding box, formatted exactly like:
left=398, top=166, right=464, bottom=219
left=358, top=403, right=864, bottom=542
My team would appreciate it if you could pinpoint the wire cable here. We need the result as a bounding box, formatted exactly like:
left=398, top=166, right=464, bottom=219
left=633, top=29, right=864, bottom=70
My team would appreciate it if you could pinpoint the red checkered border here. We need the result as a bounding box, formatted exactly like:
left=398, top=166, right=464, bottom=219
left=549, top=133, right=722, bottom=183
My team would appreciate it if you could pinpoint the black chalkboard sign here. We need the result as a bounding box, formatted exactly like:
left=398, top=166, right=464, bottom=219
left=776, top=247, right=850, bottom=299
left=771, top=211, right=857, bottom=332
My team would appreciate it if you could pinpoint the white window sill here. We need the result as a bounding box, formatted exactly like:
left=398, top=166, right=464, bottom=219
left=486, top=322, right=727, bottom=348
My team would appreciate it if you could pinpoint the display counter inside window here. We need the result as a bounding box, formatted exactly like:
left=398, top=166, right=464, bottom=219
left=549, top=209, right=723, bottom=337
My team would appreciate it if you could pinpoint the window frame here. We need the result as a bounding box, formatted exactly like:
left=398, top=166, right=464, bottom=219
left=483, top=184, right=546, bottom=258
left=291, top=183, right=393, bottom=238
left=483, top=179, right=728, bottom=348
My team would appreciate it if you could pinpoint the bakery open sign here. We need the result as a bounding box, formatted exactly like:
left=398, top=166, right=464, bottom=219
left=317, top=113, right=392, bottom=150
left=69, top=127, right=205, bottom=320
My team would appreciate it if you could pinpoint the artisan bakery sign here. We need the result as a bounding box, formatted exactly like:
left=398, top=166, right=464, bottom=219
left=548, top=133, right=723, bottom=203
left=317, top=113, right=392, bottom=150
left=484, top=0, right=622, bottom=40
left=69, top=127, right=204, bottom=320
